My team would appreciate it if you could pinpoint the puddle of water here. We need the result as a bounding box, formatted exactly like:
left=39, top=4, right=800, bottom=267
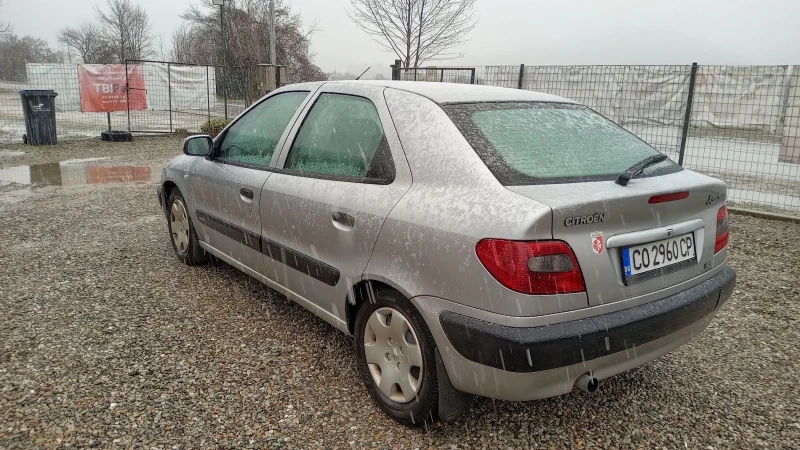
left=0, top=160, right=160, bottom=187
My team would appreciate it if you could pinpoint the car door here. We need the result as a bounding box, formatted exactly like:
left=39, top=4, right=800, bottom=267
left=259, top=84, right=412, bottom=325
left=188, top=90, right=311, bottom=275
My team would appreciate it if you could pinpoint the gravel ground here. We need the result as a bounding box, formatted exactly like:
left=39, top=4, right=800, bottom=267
left=1, top=136, right=799, bottom=449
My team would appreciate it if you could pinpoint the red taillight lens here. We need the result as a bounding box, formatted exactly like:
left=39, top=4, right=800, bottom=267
left=649, top=191, right=689, bottom=204
left=715, top=206, right=729, bottom=253
left=475, top=239, right=586, bottom=295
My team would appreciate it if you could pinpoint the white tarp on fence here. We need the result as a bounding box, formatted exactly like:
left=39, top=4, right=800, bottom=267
left=691, top=65, right=788, bottom=131
left=25, top=63, right=216, bottom=112
left=144, top=64, right=216, bottom=111
left=475, top=65, right=791, bottom=131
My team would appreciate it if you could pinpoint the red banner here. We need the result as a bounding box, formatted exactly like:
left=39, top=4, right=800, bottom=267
left=78, top=64, right=147, bottom=112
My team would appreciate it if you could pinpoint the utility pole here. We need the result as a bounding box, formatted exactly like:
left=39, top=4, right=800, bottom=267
left=269, top=0, right=276, bottom=66
left=213, top=0, right=229, bottom=119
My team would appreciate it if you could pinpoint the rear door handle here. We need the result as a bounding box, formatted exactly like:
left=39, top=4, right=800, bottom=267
left=332, top=212, right=355, bottom=228
left=240, top=187, right=254, bottom=200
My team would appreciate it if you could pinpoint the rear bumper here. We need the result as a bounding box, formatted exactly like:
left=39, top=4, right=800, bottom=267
left=418, top=266, right=735, bottom=401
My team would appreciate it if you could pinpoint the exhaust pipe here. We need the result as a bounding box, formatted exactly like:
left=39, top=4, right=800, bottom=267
left=575, top=373, right=600, bottom=394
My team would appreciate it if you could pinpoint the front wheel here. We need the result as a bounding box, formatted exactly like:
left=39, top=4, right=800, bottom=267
left=166, top=189, right=207, bottom=266
left=354, top=289, right=439, bottom=427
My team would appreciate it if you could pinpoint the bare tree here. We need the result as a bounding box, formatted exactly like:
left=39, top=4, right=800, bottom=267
left=58, top=23, right=114, bottom=64
left=154, top=35, right=168, bottom=60
left=0, top=0, right=11, bottom=35
left=94, top=0, right=153, bottom=63
left=177, top=0, right=326, bottom=82
left=348, top=0, right=476, bottom=68
left=170, top=24, right=202, bottom=64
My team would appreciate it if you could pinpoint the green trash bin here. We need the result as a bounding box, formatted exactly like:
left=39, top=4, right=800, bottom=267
left=19, top=90, right=58, bottom=145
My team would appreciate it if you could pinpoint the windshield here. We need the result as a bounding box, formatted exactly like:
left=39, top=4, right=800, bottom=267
left=443, top=102, right=680, bottom=185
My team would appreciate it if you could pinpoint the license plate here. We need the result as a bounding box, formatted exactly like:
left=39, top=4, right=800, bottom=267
left=622, top=233, right=696, bottom=281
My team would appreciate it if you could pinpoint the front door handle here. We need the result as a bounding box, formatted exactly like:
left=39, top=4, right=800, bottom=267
left=332, top=212, right=355, bottom=228
left=240, top=187, right=254, bottom=200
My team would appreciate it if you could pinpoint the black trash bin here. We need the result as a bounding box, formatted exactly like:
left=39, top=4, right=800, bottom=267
left=19, top=90, right=58, bottom=145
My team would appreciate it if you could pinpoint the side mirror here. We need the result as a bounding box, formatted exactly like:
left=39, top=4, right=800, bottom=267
left=183, top=135, right=213, bottom=157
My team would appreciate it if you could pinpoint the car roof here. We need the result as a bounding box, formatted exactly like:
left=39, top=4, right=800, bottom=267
left=327, top=80, right=576, bottom=105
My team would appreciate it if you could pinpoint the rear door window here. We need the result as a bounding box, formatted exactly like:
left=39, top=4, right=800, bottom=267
left=217, top=91, right=309, bottom=167
left=283, top=93, right=395, bottom=183
left=443, top=102, right=680, bottom=184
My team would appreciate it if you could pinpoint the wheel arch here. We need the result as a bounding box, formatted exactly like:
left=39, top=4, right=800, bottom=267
left=161, top=180, right=178, bottom=213
left=346, top=278, right=414, bottom=335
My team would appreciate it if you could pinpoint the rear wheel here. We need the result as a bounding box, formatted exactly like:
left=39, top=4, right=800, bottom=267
left=354, top=289, right=439, bottom=427
left=167, top=189, right=207, bottom=266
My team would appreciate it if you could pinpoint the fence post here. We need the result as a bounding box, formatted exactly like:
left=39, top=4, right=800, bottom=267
left=206, top=66, right=211, bottom=125
left=470, top=68, right=476, bottom=84
left=167, top=63, right=173, bottom=133
left=440, top=69, right=444, bottom=82
left=244, top=67, right=251, bottom=107
left=223, top=66, right=229, bottom=120
left=678, top=62, right=698, bottom=166
left=125, top=60, right=131, bottom=132
left=391, top=59, right=401, bottom=80
left=517, top=64, right=525, bottom=89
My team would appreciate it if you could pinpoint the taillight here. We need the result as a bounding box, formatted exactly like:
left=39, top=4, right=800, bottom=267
left=715, top=206, right=729, bottom=253
left=475, top=239, right=585, bottom=295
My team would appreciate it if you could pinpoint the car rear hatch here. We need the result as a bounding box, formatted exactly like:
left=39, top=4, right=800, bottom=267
left=508, top=170, right=727, bottom=306
left=441, top=100, right=729, bottom=307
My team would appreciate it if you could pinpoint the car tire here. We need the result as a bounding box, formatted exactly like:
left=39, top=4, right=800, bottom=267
left=354, top=288, right=439, bottom=427
left=166, top=189, right=208, bottom=266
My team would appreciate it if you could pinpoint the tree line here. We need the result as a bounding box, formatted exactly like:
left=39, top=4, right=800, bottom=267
left=58, top=0, right=325, bottom=83
left=0, top=0, right=61, bottom=81
left=1, top=0, right=478, bottom=85
left=0, top=0, right=325, bottom=84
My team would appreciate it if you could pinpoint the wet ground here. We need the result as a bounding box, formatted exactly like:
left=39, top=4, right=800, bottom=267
left=1, top=136, right=799, bottom=449
left=0, top=159, right=157, bottom=187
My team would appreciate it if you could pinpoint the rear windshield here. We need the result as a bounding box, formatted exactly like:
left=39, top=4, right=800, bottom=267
left=443, top=102, right=681, bottom=185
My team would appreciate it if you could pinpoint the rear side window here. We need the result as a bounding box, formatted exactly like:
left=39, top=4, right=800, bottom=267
left=284, top=93, right=395, bottom=183
left=443, top=102, right=680, bottom=185
left=217, top=91, right=309, bottom=167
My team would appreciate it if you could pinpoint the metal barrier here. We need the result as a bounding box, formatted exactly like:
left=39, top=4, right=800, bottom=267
left=0, top=61, right=287, bottom=141
left=124, top=60, right=287, bottom=134
left=1, top=61, right=797, bottom=216
left=0, top=64, right=122, bottom=141
left=394, top=63, right=800, bottom=217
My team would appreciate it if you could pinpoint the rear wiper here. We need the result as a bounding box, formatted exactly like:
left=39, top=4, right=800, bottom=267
left=615, top=154, right=668, bottom=186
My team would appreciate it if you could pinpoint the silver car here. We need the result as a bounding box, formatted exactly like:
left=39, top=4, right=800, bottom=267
left=158, top=81, right=735, bottom=426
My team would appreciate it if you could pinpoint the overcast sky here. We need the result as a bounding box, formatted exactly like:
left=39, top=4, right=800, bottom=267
left=4, top=0, right=800, bottom=77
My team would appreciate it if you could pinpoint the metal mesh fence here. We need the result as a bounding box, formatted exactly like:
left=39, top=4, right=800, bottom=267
left=125, top=61, right=286, bottom=133
left=2, top=62, right=798, bottom=217
left=0, top=64, right=124, bottom=141
left=0, top=61, right=288, bottom=140
left=684, top=65, right=798, bottom=214
left=397, top=64, right=800, bottom=217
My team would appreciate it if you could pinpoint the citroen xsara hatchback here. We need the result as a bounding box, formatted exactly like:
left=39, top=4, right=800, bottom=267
left=157, top=81, right=735, bottom=426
